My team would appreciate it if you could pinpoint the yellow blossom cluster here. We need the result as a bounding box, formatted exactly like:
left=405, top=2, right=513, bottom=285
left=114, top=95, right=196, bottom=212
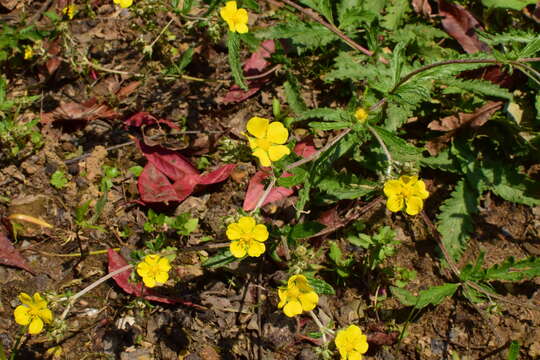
left=246, top=116, right=290, bottom=167
left=219, top=1, right=249, bottom=34
left=226, top=216, right=269, bottom=258
left=13, top=292, right=53, bottom=334
left=335, top=324, right=369, bottom=360
left=384, top=175, right=429, bottom=215
left=136, top=254, right=171, bottom=288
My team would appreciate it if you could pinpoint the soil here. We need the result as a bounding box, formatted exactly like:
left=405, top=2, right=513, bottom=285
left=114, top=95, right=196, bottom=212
left=0, top=1, right=539, bottom=360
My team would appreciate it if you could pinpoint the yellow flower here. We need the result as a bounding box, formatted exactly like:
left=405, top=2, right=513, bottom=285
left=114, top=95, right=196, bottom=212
left=62, top=4, right=77, bottom=19
left=136, top=254, right=171, bottom=288
left=277, top=275, right=318, bottom=317
left=383, top=175, right=429, bottom=215
left=335, top=325, right=369, bottom=360
left=113, top=0, right=133, bottom=8
left=246, top=117, right=290, bottom=167
left=219, top=1, right=249, bottom=34
left=13, top=292, right=53, bottom=335
left=354, top=108, right=368, bottom=123
left=226, top=216, right=268, bottom=258
left=23, top=46, right=33, bottom=60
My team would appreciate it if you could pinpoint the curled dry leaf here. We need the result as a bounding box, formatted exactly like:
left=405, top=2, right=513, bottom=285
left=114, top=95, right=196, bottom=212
left=426, top=101, right=502, bottom=155
left=437, top=0, right=489, bottom=54
left=0, top=229, right=35, bottom=274
left=40, top=98, right=118, bottom=124
left=412, top=0, right=432, bottom=16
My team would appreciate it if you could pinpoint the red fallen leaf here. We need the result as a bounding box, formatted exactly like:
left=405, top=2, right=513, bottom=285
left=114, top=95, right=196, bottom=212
left=0, top=229, right=35, bottom=274
left=198, top=164, right=237, bottom=185
left=219, top=40, right=276, bottom=104
left=136, top=139, right=199, bottom=181
left=294, top=140, right=317, bottom=158
left=138, top=163, right=185, bottom=204
left=107, top=249, right=204, bottom=309
left=438, top=0, right=489, bottom=54
left=243, top=170, right=294, bottom=211
left=116, top=81, right=141, bottom=100
left=124, top=112, right=180, bottom=130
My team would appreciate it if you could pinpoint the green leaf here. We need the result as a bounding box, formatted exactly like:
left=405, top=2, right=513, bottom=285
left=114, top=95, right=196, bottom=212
left=202, top=249, right=237, bottom=268
left=176, top=47, right=194, bottom=73
left=277, top=167, right=308, bottom=188
left=481, top=0, right=535, bottom=10
left=507, top=341, right=520, bottom=360
left=256, top=21, right=337, bottom=52
left=391, top=283, right=459, bottom=309
left=50, top=170, right=69, bottom=189
left=309, top=121, right=351, bottom=130
left=300, top=0, right=333, bottom=23
left=441, top=78, right=513, bottom=100
left=436, top=180, right=478, bottom=261
left=483, top=256, right=540, bottom=282
left=284, top=76, right=307, bottom=115
left=420, top=150, right=459, bottom=173
left=324, top=52, right=369, bottom=83
left=297, top=107, right=354, bottom=122
left=381, top=0, right=410, bottom=31
left=290, top=221, right=325, bottom=239
left=370, top=125, right=424, bottom=164
left=318, top=172, right=376, bottom=200
left=227, top=32, right=247, bottom=90
left=306, top=275, right=336, bottom=295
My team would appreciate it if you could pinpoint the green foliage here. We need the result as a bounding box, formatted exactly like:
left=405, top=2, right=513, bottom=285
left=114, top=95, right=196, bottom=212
left=226, top=32, right=247, bottom=90
left=436, top=180, right=478, bottom=261
left=257, top=21, right=337, bottom=53
left=50, top=170, right=69, bottom=189
left=381, top=0, right=410, bottom=31
left=202, top=249, right=236, bottom=268
left=507, top=341, right=520, bottom=360
left=348, top=225, right=398, bottom=270
left=327, top=241, right=354, bottom=278
left=481, top=0, right=535, bottom=10
left=289, top=221, right=325, bottom=239
left=390, top=283, right=460, bottom=309
left=0, top=24, right=44, bottom=62
left=461, top=253, right=540, bottom=283
left=305, top=275, right=336, bottom=295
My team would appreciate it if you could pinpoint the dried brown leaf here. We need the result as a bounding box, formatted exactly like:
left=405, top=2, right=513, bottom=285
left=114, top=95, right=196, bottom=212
left=40, top=98, right=118, bottom=124
left=412, top=0, right=432, bottom=16
left=437, top=0, right=489, bottom=53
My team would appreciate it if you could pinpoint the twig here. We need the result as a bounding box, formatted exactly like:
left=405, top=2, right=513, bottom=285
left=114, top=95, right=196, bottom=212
left=60, top=264, right=133, bottom=321
left=366, top=125, right=394, bottom=176
left=251, top=176, right=277, bottom=213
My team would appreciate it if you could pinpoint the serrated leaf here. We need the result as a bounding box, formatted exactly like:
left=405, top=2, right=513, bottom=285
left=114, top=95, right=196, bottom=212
left=391, top=283, right=459, bottom=309
left=300, top=0, right=333, bottom=23
left=436, top=180, right=478, bottom=261
left=483, top=256, right=540, bottom=282
left=284, top=77, right=307, bottom=115
left=227, top=33, right=247, bottom=90
left=297, top=107, right=354, bottom=122
left=309, top=121, right=351, bottom=130
left=370, top=125, right=423, bottom=164
left=390, top=286, right=417, bottom=306
left=508, top=341, right=520, bottom=360
left=306, top=275, right=336, bottom=295
left=420, top=150, right=459, bottom=173
left=318, top=172, right=376, bottom=200
left=381, top=0, right=410, bottom=31
left=441, top=79, right=513, bottom=100
left=256, top=21, right=337, bottom=52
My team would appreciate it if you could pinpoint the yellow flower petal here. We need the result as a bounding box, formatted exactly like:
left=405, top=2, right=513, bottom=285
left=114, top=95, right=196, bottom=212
left=268, top=145, right=291, bottom=162
left=19, top=293, right=32, bottom=305
left=246, top=117, right=269, bottom=139
left=266, top=122, right=289, bottom=144
left=405, top=196, right=423, bottom=215
left=298, top=291, right=318, bottom=311
left=252, top=148, right=271, bottom=167
left=136, top=262, right=150, bottom=277
left=246, top=240, right=265, bottom=257
left=277, top=288, right=287, bottom=308
left=348, top=351, right=363, bottom=360
left=230, top=239, right=247, bottom=258
left=38, top=308, right=53, bottom=324
left=145, top=254, right=160, bottom=265
left=238, top=216, right=256, bottom=233
left=247, top=136, right=258, bottom=150
left=412, top=179, right=429, bottom=199
left=157, top=258, right=171, bottom=272
left=28, top=317, right=44, bottom=334
left=383, top=179, right=402, bottom=197
left=252, top=224, right=269, bottom=242
left=155, top=271, right=169, bottom=284
left=235, top=23, right=249, bottom=34
left=283, top=300, right=303, bottom=317
left=226, top=223, right=243, bottom=240
left=386, top=195, right=404, bottom=213
left=14, top=305, right=30, bottom=326
left=356, top=335, right=369, bottom=353
left=142, top=276, right=156, bottom=288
